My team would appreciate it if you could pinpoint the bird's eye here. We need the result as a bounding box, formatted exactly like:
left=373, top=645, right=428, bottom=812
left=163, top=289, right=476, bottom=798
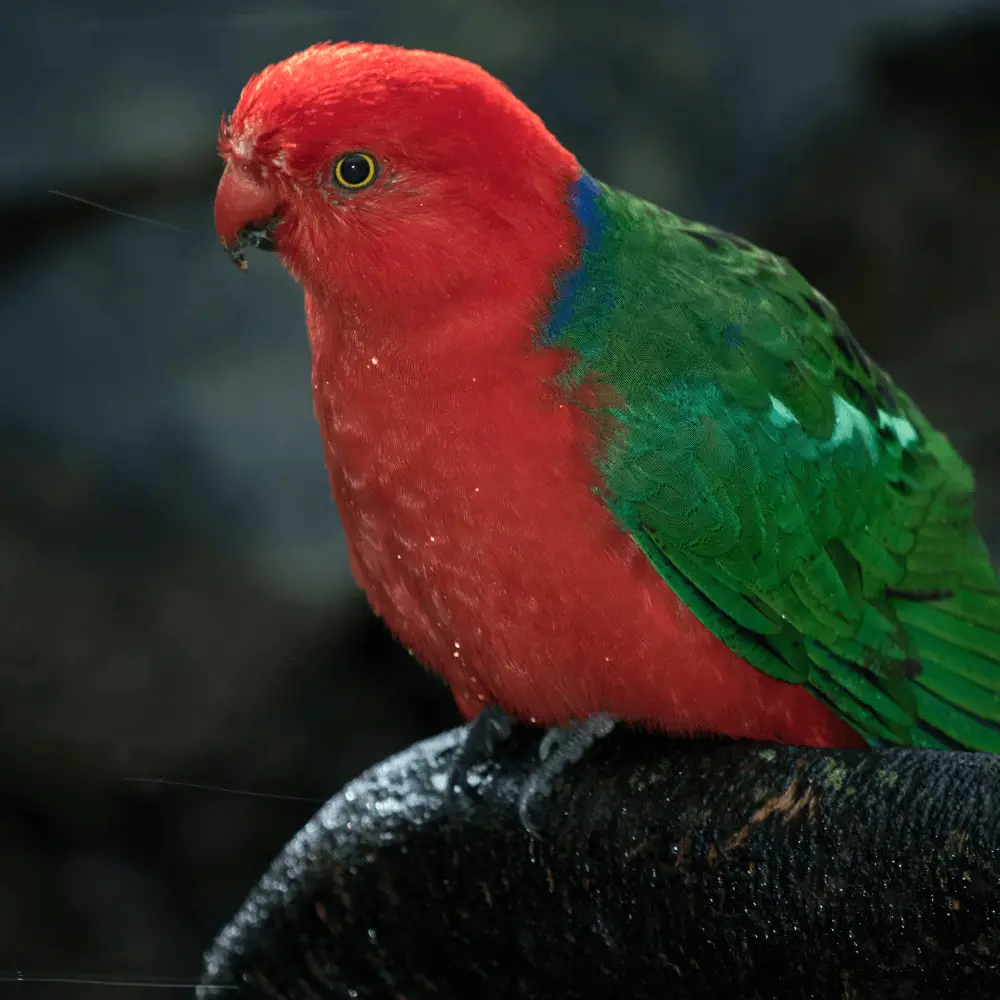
left=332, top=152, right=378, bottom=190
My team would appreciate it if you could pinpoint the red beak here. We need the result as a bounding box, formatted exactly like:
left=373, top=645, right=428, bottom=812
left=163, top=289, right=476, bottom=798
left=214, top=164, right=281, bottom=271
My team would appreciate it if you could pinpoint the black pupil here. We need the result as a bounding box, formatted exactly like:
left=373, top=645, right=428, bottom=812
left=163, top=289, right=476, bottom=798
left=341, top=154, right=371, bottom=185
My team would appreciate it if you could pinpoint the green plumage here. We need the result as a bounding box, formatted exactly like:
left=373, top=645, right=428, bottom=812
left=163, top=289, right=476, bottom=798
left=549, top=178, right=1000, bottom=749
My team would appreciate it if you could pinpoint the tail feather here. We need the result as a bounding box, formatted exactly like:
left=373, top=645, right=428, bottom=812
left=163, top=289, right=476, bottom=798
left=912, top=686, right=1000, bottom=752
left=897, top=599, right=1000, bottom=662
left=912, top=718, right=964, bottom=751
left=903, top=624, right=1000, bottom=687
left=808, top=671, right=906, bottom=744
left=898, top=582, right=1000, bottom=751
left=808, top=643, right=915, bottom=728
left=915, top=659, right=1000, bottom=723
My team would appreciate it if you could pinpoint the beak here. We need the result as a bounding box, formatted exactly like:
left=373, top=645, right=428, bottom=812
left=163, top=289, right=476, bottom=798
left=214, top=165, right=282, bottom=271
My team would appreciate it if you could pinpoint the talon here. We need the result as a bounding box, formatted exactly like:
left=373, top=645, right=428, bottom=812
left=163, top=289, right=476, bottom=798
left=449, top=705, right=517, bottom=792
left=519, top=714, right=617, bottom=837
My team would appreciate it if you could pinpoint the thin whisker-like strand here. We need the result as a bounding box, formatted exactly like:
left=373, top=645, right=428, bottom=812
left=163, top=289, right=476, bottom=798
left=123, top=776, right=325, bottom=804
left=46, top=190, right=194, bottom=235
left=0, top=972, right=236, bottom=990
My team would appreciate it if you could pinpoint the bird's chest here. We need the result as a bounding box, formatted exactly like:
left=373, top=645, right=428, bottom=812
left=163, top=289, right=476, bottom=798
left=311, top=360, right=610, bottom=711
left=317, top=371, right=513, bottom=598
left=324, top=393, right=480, bottom=637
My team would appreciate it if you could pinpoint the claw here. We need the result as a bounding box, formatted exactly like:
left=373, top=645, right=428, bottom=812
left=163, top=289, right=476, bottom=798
left=449, top=705, right=517, bottom=792
left=519, top=714, right=617, bottom=838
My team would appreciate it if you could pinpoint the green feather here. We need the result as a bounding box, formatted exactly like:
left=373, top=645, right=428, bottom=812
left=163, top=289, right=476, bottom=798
left=548, top=178, right=1000, bottom=749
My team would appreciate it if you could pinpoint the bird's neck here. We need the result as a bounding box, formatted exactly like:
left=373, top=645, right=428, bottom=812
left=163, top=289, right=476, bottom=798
left=303, top=171, right=606, bottom=394
left=304, top=282, right=555, bottom=418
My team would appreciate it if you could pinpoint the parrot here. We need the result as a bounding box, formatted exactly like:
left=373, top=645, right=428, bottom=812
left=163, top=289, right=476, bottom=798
left=214, top=42, right=1000, bottom=815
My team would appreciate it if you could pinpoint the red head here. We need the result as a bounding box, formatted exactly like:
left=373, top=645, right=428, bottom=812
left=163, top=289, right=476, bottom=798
left=215, top=43, right=581, bottom=352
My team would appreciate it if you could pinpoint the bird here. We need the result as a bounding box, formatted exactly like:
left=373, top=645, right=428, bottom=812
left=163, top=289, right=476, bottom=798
left=214, top=42, right=1000, bottom=823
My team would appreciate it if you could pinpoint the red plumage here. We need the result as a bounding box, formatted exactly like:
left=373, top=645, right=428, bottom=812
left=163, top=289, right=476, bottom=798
left=215, top=42, right=862, bottom=749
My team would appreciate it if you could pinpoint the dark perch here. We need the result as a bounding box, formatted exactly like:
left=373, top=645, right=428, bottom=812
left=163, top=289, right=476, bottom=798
left=199, top=725, right=1000, bottom=999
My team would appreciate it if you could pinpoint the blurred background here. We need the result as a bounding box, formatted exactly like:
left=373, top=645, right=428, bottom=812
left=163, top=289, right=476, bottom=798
left=3, top=0, right=1000, bottom=995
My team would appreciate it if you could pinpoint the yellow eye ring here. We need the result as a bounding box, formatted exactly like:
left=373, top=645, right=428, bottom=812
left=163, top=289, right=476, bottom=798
left=332, top=152, right=378, bottom=190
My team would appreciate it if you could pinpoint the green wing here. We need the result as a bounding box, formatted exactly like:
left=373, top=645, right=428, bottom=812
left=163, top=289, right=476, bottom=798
left=555, top=182, right=1000, bottom=749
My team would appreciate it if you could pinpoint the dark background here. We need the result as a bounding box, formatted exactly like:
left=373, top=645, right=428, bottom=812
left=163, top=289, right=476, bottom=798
left=4, top=0, right=1000, bottom=995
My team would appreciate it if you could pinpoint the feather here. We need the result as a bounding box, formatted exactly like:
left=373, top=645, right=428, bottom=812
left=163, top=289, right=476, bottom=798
left=548, top=178, right=1000, bottom=750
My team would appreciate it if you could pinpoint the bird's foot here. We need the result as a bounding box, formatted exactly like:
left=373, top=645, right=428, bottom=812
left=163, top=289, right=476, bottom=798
left=519, top=713, right=617, bottom=837
left=449, top=704, right=517, bottom=792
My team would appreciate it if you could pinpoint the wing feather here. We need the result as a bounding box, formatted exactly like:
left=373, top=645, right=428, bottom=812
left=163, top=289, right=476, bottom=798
left=559, top=183, right=1000, bottom=746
